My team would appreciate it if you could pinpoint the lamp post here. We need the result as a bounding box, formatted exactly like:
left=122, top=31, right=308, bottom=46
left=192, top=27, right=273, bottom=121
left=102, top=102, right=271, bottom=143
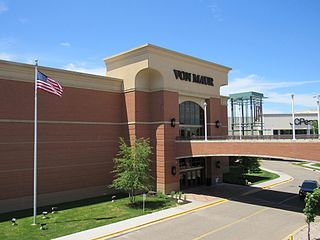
left=314, top=95, right=320, bottom=139
left=317, top=100, right=320, bottom=139
left=291, top=94, right=296, bottom=140
left=313, top=95, right=320, bottom=139
left=239, top=103, right=242, bottom=140
left=204, top=102, right=208, bottom=141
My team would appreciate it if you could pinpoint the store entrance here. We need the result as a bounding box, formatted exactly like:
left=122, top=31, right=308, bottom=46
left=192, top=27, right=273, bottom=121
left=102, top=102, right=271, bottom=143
left=179, top=157, right=205, bottom=189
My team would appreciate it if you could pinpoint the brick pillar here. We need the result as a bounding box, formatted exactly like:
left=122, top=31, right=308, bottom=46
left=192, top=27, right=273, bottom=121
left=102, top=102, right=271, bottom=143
left=206, top=156, right=228, bottom=185
left=207, top=97, right=228, bottom=137
left=151, top=91, right=180, bottom=194
left=123, top=91, right=137, bottom=143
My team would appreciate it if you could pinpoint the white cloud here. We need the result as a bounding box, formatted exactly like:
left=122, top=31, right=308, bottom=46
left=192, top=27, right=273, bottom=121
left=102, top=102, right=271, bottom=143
left=0, top=52, right=15, bottom=61
left=64, top=63, right=105, bottom=76
left=266, top=92, right=317, bottom=108
left=221, top=74, right=320, bottom=112
left=221, top=74, right=320, bottom=95
left=60, top=42, right=71, bottom=47
left=0, top=2, right=8, bottom=13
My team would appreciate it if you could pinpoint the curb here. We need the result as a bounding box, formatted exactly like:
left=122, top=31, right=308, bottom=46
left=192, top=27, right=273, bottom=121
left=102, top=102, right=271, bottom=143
left=91, top=175, right=294, bottom=240
left=261, top=177, right=294, bottom=189
left=91, top=199, right=228, bottom=240
left=293, top=163, right=320, bottom=173
left=281, top=224, right=307, bottom=240
left=240, top=178, right=294, bottom=196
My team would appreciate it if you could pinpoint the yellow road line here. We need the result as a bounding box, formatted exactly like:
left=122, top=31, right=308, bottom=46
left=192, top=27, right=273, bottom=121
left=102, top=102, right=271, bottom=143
left=193, top=183, right=298, bottom=240
left=192, top=208, right=268, bottom=240
left=91, top=199, right=228, bottom=240
left=92, top=176, right=294, bottom=240
left=262, top=177, right=294, bottom=189
left=281, top=224, right=307, bottom=240
left=241, top=177, right=294, bottom=197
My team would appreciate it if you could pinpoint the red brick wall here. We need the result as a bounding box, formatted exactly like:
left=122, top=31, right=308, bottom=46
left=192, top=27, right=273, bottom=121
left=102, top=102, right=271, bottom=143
left=0, top=79, right=124, bottom=200
left=207, top=97, right=228, bottom=136
left=125, top=90, right=180, bottom=193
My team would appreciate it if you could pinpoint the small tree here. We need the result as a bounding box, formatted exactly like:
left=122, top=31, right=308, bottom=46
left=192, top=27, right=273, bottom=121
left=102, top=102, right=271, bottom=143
left=311, top=120, right=318, bottom=135
left=238, top=156, right=261, bottom=174
left=303, top=188, right=320, bottom=240
left=111, top=137, right=152, bottom=204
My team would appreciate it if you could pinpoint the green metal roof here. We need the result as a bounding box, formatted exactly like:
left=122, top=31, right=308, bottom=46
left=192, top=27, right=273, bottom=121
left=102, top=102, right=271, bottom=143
left=229, top=91, right=264, bottom=100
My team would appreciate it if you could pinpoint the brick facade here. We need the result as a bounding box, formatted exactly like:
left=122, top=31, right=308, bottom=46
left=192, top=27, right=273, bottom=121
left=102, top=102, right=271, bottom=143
left=2, top=43, right=320, bottom=213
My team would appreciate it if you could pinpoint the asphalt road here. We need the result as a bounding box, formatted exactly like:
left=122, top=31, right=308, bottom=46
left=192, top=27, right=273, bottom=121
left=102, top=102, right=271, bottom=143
left=111, top=160, right=319, bottom=240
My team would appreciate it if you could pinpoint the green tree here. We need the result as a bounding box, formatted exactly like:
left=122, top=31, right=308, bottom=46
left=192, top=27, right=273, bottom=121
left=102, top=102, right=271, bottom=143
left=303, top=188, right=320, bottom=240
left=111, top=137, right=152, bottom=204
left=311, top=120, right=318, bottom=135
left=238, top=156, right=261, bottom=174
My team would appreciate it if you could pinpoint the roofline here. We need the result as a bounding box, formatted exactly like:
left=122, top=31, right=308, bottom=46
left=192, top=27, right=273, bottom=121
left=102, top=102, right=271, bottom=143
left=0, top=59, right=122, bottom=82
left=104, top=43, right=232, bottom=72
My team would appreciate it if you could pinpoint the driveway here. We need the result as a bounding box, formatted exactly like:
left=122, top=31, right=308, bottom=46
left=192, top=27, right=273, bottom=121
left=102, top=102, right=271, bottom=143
left=110, top=160, right=319, bottom=240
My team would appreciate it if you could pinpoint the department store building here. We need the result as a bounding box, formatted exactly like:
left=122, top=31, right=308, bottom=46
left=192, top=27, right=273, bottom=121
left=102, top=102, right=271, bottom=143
left=0, top=44, right=231, bottom=212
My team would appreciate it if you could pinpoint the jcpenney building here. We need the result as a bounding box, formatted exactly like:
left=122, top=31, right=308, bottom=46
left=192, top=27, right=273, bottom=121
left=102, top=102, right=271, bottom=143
left=0, top=44, right=231, bottom=212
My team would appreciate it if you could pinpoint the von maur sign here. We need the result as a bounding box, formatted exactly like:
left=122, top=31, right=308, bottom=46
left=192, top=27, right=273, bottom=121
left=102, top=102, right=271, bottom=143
left=173, top=69, right=214, bottom=86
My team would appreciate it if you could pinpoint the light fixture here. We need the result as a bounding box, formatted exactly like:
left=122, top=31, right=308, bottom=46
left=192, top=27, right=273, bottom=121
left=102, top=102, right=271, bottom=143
left=11, top=218, right=16, bottom=226
left=215, top=161, right=221, bottom=169
left=170, top=118, right=176, bottom=128
left=40, top=223, right=47, bottom=230
left=42, top=211, right=48, bottom=219
left=215, top=120, right=221, bottom=128
left=171, top=166, right=177, bottom=176
left=51, top=207, right=58, bottom=214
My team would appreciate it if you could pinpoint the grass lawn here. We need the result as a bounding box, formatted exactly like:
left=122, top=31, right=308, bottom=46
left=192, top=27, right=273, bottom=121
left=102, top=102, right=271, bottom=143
left=0, top=193, right=176, bottom=240
left=294, top=162, right=320, bottom=170
left=223, top=167, right=279, bottom=185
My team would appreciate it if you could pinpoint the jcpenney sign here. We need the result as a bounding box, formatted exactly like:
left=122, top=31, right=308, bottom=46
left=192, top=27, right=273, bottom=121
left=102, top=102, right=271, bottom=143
left=173, top=69, right=214, bottom=86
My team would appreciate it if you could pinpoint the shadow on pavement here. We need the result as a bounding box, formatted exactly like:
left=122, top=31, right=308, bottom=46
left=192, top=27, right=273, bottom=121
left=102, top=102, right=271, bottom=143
left=184, top=184, right=305, bottom=213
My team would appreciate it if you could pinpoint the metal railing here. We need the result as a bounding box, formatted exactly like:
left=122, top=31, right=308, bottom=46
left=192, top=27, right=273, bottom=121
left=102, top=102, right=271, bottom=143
left=176, top=134, right=320, bottom=141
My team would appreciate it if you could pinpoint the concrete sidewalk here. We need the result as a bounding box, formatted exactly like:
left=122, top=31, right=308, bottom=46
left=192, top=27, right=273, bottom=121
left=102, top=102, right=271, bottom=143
left=55, top=168, right=292, bottom=240
left=54, top=198, right=226, bottom=240
left=302, top=162, right=320, bottom=171
left=253, top=167, right=293, bottom=188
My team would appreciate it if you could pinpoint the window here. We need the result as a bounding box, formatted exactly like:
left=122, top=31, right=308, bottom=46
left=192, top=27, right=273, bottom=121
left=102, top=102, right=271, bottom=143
left=179, top=101, right=204, bottom=137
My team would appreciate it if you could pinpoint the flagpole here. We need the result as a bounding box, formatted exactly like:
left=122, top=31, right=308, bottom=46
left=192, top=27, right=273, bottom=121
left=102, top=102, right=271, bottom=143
left=33, top=60, right=38, bottom=225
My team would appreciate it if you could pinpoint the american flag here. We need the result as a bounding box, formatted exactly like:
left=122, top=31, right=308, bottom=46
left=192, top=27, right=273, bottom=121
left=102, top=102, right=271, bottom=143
left=37, top=71, right=63, bottom=97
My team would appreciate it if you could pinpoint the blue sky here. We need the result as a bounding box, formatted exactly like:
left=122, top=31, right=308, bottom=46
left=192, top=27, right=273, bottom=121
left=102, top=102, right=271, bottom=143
left=1, top=0, right=320, bottom=113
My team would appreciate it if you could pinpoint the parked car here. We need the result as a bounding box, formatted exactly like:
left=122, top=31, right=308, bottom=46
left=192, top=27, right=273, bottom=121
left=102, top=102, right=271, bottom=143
left=299, top=180, right=319, bottom=199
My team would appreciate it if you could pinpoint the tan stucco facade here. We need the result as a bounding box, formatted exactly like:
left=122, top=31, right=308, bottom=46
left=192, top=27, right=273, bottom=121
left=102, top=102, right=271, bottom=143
left=105, top=44, right=230, bottom=98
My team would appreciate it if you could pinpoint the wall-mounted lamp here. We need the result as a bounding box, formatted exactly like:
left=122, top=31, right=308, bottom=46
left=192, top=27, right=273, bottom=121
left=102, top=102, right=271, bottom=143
left=171, top=166, right=177, bottom=176
left=215, top=160, right=221, bottom=169
left=215, top=120, right=221, bottom=128
left=170, top=118, right=176, bottom=128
